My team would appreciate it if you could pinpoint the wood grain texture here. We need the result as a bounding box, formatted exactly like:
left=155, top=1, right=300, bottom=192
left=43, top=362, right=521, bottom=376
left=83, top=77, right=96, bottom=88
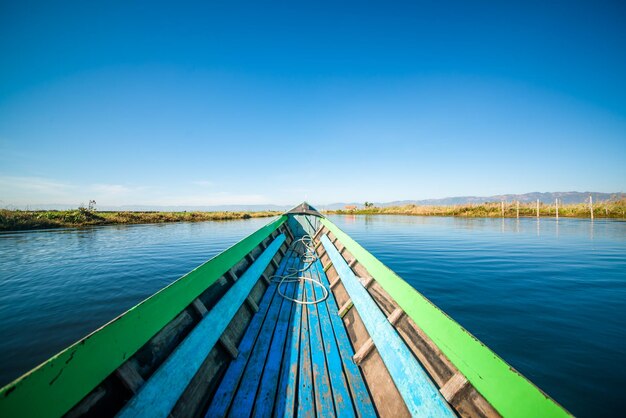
left=321, top=234, right=455, bottom=418
left=297, top=284, right=315, bottom=418
left=251, top=272, right=298, bottom=418
left=310, top=259, right=358, bottom=418
left=275, top=269, right=305, bottom=418
left=205, top=246, right=295, bottom=417
left=312, top=258, right=376, bottom=418
left=304, top=277, right=335, bottom=417
left=228, top=268, right=294, bottom=417
left=117, top=234, right=286, bottom=418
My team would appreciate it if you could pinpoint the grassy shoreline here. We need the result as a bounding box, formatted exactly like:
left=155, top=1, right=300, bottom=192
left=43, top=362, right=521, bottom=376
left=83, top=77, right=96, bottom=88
left=326, top=199, right=626, bottom=219
left=0, top=209, right=280, bottom=232
left=2, top=200, right=624, bottom=231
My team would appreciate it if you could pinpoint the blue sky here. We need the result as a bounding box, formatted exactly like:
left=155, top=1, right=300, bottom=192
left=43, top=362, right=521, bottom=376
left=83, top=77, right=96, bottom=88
left=1, top=1, right=625, bottom=207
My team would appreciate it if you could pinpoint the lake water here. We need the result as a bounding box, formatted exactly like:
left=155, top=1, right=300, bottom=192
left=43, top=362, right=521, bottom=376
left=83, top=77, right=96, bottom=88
left=1, top=215, right=624, bottom=417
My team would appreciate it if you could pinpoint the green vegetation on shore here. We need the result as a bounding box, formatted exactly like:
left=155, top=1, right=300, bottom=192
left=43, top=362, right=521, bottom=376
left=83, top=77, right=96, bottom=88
left=328, top=199, right=626, bottom=219
left=0, top=209, right=280, bottom=231
left=3, top=199, right=624, bottom=231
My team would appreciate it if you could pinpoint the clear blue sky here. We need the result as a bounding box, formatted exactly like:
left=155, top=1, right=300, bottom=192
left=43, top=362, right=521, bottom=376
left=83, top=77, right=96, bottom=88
left=1, top=1, right=625, bottom=207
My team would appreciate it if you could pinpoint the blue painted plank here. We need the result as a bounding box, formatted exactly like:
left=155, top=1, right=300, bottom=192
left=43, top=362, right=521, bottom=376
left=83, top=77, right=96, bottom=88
left=228, top=254, right=299, bottom=417
left=304, top=273, right=335, bottom=417
left=273, top=262, right=305, bottom=418
left=320, top=235, right=455, bottom=418
left=251, top=259, right=299, bottom=418
left=205, top=245, right=295, bottom=417
left=117, top=233, right=286, bottom=418
left=311, top=258, right=376, bottom=418
left=309, top=261, right=356, bottom=418
left=297, top=281, right=315, bottom=418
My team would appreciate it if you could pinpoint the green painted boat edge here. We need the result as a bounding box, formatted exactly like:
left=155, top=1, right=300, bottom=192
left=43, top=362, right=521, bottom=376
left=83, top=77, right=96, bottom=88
left=0, top=215, right=287, bottom=418
left=321, top=217, right=571, bottom=418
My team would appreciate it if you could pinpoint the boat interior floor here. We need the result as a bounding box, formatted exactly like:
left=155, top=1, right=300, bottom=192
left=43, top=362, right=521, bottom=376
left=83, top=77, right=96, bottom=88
left=205, top=242, right=376, bottom=417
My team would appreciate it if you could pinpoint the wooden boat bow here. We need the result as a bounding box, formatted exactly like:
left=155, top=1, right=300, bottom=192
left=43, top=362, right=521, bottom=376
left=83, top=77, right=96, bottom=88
left=0, top=203, right=571, bottom=418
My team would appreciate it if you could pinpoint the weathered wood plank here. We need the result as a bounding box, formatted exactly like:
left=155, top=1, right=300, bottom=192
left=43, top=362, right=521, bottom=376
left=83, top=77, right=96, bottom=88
left=321, top=235, right=455, bottom=418
left=361, top=276, right=374, bottom=289
left=225, top=270, right=238, bottom=282
left=218, top=335, right=239, bottom=359
left=312, top=259, right=376, bottom=418
left=228, top=254, right=298, bottom=417
left=347, top=307, right=403, bottom=364
left=353, top=338, right=375, bottom=365
left=204, top=246, right=294, bottom=417
left=191, top=299, right=208, bottom=316
left=313, top=227, right=324, bottom=240
left=193, top=294, right=241, bottom=360
left=246, top=296, right=260, bottom=313
left=251, top=261, right=299, bottom=418
left=261, top=272, right=271, bottom=284
left=117, top=234, right=286, bottom=418
left=388, top=307, right=404, bottom=326
left=133, top=310, right=195, bottom=379
left=115, top=360, right=144, bottom=394
left=171, top=344, right=229, bottom=418
left=283, top=224, right=296, bottom=241
left=310, top=261, right=355, bottom=418
left=338, top=299, right=354, bottom=318
left=297, top=285, right=315, bottom=418
left=274, top=267, right=305, bottom=418
left=440, top=373, right=469, bottom=403
left=304, top=277, right=335, bottom=417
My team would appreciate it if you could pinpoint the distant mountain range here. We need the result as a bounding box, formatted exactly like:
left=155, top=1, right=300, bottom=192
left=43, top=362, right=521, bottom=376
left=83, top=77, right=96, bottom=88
left=10, top=192, right=623, bottom=212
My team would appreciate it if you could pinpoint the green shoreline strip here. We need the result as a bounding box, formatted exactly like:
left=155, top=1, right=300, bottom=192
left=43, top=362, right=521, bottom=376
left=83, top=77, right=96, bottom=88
left=321, top=217, right=571, bottom=418
left=0, top=215, right=286, bottom=418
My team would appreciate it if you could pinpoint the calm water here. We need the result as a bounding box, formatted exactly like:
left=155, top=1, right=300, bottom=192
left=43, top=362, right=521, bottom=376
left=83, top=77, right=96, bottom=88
left=1, top=216, right=625, bottom=417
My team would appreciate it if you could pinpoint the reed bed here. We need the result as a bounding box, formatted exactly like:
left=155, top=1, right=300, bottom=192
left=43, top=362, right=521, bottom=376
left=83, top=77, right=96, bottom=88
left=0, top=209, right=280, bottom=231
left=328, top=199, right=626, bottom=219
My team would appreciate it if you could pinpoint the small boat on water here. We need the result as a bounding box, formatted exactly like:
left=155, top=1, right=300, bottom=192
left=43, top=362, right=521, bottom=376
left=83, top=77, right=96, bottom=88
left=0, top=203, right=571, bottom=418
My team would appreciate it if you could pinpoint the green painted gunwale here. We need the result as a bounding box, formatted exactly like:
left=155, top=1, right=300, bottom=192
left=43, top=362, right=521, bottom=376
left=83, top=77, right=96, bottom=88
left=321, top=217, right=571, bottom=418
left=0, top=215, right=286, bottom=418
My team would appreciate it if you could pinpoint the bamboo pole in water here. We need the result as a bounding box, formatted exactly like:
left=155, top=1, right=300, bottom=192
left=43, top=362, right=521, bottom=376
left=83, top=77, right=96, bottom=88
left=556, top=198, right=559, bottom=220
left=589, top=196, right=594, bottom=220
left=501, top=201, right=504, bottom=218
left=516, top=201, right=519, bottom=219
left=536, top=199, right=540, bottom=218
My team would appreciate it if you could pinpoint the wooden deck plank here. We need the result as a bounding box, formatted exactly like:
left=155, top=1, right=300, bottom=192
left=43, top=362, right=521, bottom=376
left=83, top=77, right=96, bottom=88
left=320, top=235, right=455, bottom=418
left=274, top=265, right=305, bottom=418
left=297, top=284, right=315, bottom=418
left=228, top=255, right=299, bottom=417
left=304, top=274, right=336, bottom=417
left=115, top=360, right=144, bottom=394
left=310, top=261, right=356, bottom=418
left=251, top=262, right=300, bottom=418
left=204, top=246, right=294, bottom=417
left=117, top=234, right=286, bottom=418
left=312, top=258, right=376, bottom=418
